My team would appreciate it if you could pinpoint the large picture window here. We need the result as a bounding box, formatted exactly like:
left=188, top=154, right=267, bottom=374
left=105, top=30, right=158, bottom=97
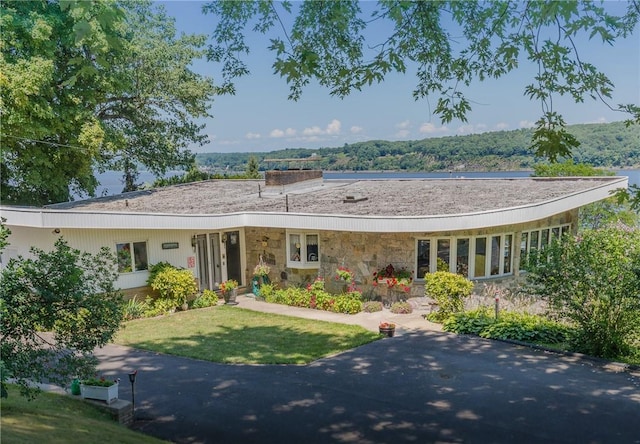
left=287, top=231, right=320, bottom=268
left=417, top=233, right=515, bottom=280
left=520, top=224, right=570, bottom=271
left=116, top=241, right=148, bottom=273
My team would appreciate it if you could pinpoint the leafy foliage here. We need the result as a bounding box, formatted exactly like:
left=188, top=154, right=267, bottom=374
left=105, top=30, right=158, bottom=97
left=191, top=290, right=219, bottom=309
left=362, top=301, right=383, bottom=313
left=150, top=266, right=198, bottom=309
left=443, top=308, right=572, bottom=344
left=204, top=1, right=640, bottom=161
left=424, top=271, right=474, bottom=320
left=1, top=1, right=215, bottom=204
left=389, top=301, right=413, bottom=314
left=263, top=279, right=363, bottom=314
left=532, top=159, right=615, bottom=177
left=0, top=239, right=123, bottom=399
left=524, top=226, right=640, bottom=358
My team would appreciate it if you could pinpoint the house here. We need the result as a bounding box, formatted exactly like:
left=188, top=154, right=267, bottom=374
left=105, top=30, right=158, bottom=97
left=0, top=170, right=627, bottom=300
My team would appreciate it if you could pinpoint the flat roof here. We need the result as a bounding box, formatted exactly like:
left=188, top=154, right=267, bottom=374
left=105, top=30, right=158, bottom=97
left=45, top=177, right=625, bottom=217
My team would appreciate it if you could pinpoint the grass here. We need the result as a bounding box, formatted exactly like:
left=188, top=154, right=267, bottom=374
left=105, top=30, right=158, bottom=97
left=115, top=306, right=381, bottom=364
left=0, top=385, right=167, bottom=444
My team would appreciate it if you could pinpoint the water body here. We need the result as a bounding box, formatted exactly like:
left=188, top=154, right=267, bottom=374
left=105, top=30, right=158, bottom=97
left=93, top=169, right=640, bottom=198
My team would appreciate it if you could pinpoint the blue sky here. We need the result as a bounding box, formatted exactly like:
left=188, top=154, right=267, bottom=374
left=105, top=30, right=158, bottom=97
left=159, top=1, right=639, bottom=153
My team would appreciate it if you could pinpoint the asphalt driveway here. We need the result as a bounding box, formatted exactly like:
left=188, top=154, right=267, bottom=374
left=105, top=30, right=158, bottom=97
left=95, top=330, right=640, bottom=444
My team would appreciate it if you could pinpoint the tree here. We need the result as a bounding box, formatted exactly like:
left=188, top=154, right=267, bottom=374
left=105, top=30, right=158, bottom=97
left=0, top=239, right=124, bottom=399
left=1, top=0, right=215, bottom=204
left=245, top=156, right=261, bottom=179
left=523, top=226, right=640, bottom=359
left=204, top=1, right=639, bottom=162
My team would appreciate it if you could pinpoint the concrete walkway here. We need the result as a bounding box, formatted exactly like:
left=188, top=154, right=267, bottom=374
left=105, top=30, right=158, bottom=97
left=91, top=296, right=640, bottom=444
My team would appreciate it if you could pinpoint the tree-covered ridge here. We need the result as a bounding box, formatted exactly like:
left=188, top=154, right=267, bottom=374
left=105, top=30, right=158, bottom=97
left=197, top=121, right=640, bottom=172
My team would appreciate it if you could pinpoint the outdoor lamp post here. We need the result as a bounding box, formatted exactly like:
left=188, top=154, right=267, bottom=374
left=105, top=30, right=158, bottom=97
left=128, top=370, right=138, bottom=416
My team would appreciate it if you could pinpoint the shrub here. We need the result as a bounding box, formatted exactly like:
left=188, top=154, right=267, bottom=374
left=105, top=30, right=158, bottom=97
left=390, top=301, right=413, bottom=314
left=146, top=262, right=174, bottom=287
left=150, top=266, right=198, bottom=309
left=257, top=283, right=276, bottom=300
left=122, top=296, right=149, bottom=321
left=142, top=296, right=179, bottom=317
left=363, top=301, right=383, bottom=313
left=191, top=290, right=219, bottom=309
left=264, top=282, right=363, bottom=314
left=443, top=308, right=573, bottom=344
left=524, top=226, right=640, bottom=358
left=425, top=271, right=474, bottom=320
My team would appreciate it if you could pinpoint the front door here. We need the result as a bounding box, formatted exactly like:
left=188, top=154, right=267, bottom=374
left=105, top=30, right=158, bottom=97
left=224, top=230, right=242, bottom=285
left=195, top=233, right=222, bottom=291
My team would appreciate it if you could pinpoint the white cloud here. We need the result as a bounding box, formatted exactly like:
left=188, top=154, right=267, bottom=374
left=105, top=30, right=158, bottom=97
left=245, top=132, right=261, bottom=140
left=495, top=122, right=509, bottom=130
left=519, top=120, right=535, bottom=128
left=395, top=129, right=410, bottom=139
left=302, top=126, right=323, bottom=136
left=350, top=125, right=364, bottom=134
left=269, top=129, right=285, bottom=138
left=395, top=120, right=411, bottom=130
left=285, top=128, right=297, bottom=136
left=419, top=122, right=449, bottom=134
left=326, top=119, right=341, bottom=135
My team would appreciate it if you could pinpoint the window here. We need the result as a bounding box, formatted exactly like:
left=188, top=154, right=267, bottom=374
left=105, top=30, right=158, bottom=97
left=416, top=240, right=431, bottom=279
left=116, top=241, right=148, bottom=273
left=474, top=237, right=487, bottom=278
left=437, top=239, right=451, bottom=271
left=456, top=238, right=470, bottom=277
left=287, top=232, right=320, bottom=268
left=521, top=224, right=571, bottom=271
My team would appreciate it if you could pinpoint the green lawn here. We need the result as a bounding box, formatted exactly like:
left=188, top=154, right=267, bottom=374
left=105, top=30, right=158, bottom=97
left=115, top=306, right=381, bottom=364
left=0, top=385, right=167, bottom=444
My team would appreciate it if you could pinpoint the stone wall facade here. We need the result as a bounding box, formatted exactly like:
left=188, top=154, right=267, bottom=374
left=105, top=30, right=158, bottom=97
left=242, top=209, right=578, bottom=300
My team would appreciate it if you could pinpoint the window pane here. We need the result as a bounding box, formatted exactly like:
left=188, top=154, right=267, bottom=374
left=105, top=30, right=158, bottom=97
left=133, top=242, right=148, bottom=271
left=116, top=243, right=132, bottom=273
left=437, top=239, right=450, bottom=272
left=561, top=225, right=570, bottom=238
left=541, top=229, right=549, bottom=248
left=417, top=240, right=430, bottom=279
left=306, top=234, right=319, bottom=262
left=474, top=237, right=487, bottom=278
left=520, top=232, right=530, bottom=271
left=530, top=231, right=539, bottom=251
left=503, top=235, right=512, bottom=274
left=490, top=235, right=501, bottom=275
left=290, top=234, right=301, bottom=262
left=551, top=227, right=560, bottom=242
left=456, top=238, right=469, bottom=277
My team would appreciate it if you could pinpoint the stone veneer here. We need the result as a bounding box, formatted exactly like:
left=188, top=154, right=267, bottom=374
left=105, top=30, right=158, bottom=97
left=243, top=209, right=577, bottom=300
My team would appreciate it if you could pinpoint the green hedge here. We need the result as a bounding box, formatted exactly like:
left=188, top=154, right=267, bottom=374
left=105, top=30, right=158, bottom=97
left=263, top=279, right=363, bottom=314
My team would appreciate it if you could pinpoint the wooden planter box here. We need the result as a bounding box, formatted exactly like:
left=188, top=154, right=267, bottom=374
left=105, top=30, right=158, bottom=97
left=80, top=382, right=119, bottom=405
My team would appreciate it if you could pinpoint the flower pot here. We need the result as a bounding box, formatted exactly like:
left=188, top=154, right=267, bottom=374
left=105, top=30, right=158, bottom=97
left=379, top=326, right=395, bottom=337
left=224, top=288, right=238, bottom=305
left=80, top=382, right=119, bottom=404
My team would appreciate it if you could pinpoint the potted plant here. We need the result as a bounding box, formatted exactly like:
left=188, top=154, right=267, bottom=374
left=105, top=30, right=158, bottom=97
left=373, top=264, right=413, bottom=292
left=80, top=376, right=119, bottom=404
left=219, top=279, right=239, bottom=305
left=378, top=322, right=396, bottom=337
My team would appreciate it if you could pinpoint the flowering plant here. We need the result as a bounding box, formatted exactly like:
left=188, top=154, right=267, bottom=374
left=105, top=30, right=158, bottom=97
left=219, top=279, right=238, bottom=294
left=335, top=266, right=354, bottom=282
left=253, top=263, right=270, bottom=277
left=81, top=376, right=119, bottom=387
left=379, top=322, right=395, bottom=329
left=373, top=264, right=413, bottom=292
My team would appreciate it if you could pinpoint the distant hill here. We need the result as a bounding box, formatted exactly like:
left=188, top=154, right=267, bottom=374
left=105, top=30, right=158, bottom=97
left=196, top=121, right=639, bottom=172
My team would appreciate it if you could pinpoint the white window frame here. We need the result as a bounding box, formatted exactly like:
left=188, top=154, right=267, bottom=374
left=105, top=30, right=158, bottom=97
left=116, top=240, right=148, bottom=274
left=286, top=231, right=320, bottom=269
left=416, top=233, right=515, bottom=280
